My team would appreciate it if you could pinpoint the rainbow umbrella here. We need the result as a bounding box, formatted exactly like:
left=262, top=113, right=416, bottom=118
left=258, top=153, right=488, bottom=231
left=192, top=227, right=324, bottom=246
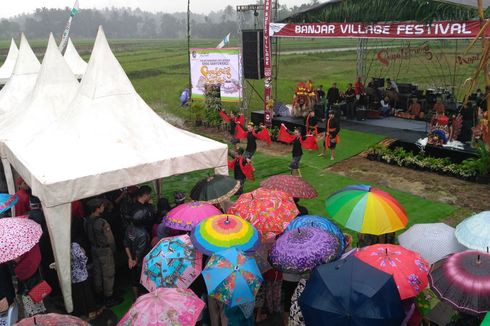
left=191, top=214, right=260, bottom=256
left=202, top=248, right=263, bottom=307
left=0, top=193, right=18, bottom=214
left=325, top=185, right=408, bottom=235
left=164, top=202, right=222, bottom=231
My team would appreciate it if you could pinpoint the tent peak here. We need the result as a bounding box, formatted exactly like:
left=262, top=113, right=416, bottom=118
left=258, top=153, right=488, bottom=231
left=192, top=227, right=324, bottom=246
left=13, top=33, right=40, bottom=76
left=79, top=25, right=135, bottom=100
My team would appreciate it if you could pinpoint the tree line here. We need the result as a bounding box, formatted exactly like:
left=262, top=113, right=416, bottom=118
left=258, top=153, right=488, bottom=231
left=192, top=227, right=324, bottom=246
left=0, top=2, right=318, bottom=40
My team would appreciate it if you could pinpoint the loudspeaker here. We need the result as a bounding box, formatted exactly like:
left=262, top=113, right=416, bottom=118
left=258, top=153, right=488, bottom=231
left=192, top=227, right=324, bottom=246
left=242, top=29, right=264, bottom=80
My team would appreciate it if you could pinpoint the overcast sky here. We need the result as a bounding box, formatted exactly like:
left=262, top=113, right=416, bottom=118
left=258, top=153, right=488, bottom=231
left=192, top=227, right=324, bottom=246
left=0, top=0, right=312, bottom=18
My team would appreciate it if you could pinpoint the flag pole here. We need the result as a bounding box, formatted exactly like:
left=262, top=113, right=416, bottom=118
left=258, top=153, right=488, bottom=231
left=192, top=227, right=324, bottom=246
left=187, top=0, right=192, bottom=99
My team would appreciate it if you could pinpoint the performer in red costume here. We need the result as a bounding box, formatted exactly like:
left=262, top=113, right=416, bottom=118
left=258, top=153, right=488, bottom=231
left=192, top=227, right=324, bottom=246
left=219, top=109, right=246, bottom=149
left=235, top=122, right=272, bottom=158
left=228, top=148, right=254, bottom=195
left=319, top=110, right=341, bottom=160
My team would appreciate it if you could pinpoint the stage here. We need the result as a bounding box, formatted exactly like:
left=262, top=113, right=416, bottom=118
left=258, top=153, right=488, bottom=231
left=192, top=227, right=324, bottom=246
left=251, top=110, right=477, bottom=162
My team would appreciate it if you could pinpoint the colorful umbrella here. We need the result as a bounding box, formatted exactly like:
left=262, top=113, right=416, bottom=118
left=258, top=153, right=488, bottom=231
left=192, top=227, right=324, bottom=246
left=325, top=184, right=408, bottom=235
left=202, top=248, right=263, bottom=307
left=269, top=227, right=341, bottom=274
left=118, top=288, right=205, bottom=326
left=299, top=255, right=405, bottom=326
left=455, top=211, right=490, bottom=252
left=14, top=313, right=88, bottom=325
left=355, top=244, right=430, bottom=300
left=191, top=214, right=260, bottom=256
left=482, top=312, right=490, bottom=325
left=429, top=250, right=490, bottom=316
left=260, top=174, right=318, bottom=199
left=164, top=202, right=222, bottom=231
left=227, top=188, right=299, bottom=240
left=140, top=235, right=202, bottom=291
left=0, top=217, right=42, bottom=263
left=399, top=223, right=466, bottom=265
left=285, top=215, right=345, bottom=256
left=190, top=175, right=241, bottom=204
left=0, top=193, right=18, bottom=214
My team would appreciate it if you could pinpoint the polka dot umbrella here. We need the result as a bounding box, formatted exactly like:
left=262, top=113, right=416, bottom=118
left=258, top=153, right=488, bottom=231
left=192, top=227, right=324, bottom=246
left=0, top=217, right=42, bottom=263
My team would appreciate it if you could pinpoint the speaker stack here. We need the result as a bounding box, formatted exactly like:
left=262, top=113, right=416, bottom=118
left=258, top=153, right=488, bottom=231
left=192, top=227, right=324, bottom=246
left=242, top=29, right=264, bottom=80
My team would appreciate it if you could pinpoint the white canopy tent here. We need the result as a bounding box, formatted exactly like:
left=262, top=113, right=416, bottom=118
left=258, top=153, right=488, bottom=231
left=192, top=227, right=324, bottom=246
left=0, top=34, right=40, bottom=118
left=1, top=33, right=79, bottom=201
left=64, top=38, right=87, bottom=79
left=0, top=38, right=19, bottom=85
left=5, top=26, right=228, bottom=312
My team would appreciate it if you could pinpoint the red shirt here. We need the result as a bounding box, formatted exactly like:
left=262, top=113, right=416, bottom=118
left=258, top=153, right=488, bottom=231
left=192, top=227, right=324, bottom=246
left=71, top=200, right=85, bottom=219
left=354, top=81, right=364, bottom=95
left=14, top=244, right=41, bottom=281
left=14, top=189, right=30, bottom=217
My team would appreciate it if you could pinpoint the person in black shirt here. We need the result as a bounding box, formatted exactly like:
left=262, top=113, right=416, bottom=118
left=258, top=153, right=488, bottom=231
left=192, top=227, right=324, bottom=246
left=230, top=148, right=253, bottom=196
left=327, top=83, right=341, bottom=111
left=131, top=186, right=155, bottom=233
left=344, top=83, right=356, bottom=119
left=289, top=128, right=303, bottom=173
left=244, top=123, right=257, bottom=159
left=304, top=111, right=318, bottom=136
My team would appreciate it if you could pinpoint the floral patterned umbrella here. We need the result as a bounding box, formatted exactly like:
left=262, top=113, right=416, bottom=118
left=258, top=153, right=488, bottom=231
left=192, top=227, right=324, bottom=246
left=227, top=188, right=299, bottom=240
left=203, top=248, right=263, bottom=307
left=191, top=214, right=260, bottom=256
left=269, top=227, right=341, bottom=274
left=355, top=244, right=430, bottom=300
left=164, top=202, right=222, bottom=231
left=0, top=217, right=42, bottom=263
left=118, top=288, right=205, bottom=326
left=14, top=314, right=88, bottom=326
left=285, top=215, right=345, bottom=257
left=140, top=235, right=202, bottom=291
left=0, top=193, right=18, bottom=214
left=260, top=175, right=318, bottom=199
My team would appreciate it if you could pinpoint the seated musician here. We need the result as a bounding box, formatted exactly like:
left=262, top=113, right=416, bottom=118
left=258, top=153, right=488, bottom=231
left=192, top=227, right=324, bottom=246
left=397, top=97, right=424, bottom=120
left=386, top=78, right=399, bottom=93
left=379, top=96, right=392, bottom=117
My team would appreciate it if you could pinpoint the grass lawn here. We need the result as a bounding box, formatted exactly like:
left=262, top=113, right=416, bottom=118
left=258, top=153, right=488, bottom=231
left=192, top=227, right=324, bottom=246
left=158, top=128, right=457, bottom=233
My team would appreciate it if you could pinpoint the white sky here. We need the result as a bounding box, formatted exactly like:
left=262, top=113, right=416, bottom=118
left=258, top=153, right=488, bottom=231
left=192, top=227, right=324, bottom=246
left=0, top=0, right=312, bottom=18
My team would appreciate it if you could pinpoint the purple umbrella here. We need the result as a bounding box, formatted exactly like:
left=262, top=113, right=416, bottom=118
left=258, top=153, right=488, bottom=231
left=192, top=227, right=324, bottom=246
left=269, top=228, right=341, bottom=274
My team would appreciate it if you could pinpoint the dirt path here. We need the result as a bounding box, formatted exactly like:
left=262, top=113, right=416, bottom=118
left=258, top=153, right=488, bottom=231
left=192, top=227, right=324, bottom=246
left=327, top=155, right=490, bottom=225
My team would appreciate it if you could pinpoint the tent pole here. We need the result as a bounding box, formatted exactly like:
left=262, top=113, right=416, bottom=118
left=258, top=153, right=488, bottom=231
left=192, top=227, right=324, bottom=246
left=479, top=0, right=490, bottom=149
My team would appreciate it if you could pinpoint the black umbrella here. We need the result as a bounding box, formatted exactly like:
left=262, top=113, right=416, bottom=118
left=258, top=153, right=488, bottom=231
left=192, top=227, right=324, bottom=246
left=299, top=255, right=405, bottom=326
left=190, top=175, right=241, bottom=204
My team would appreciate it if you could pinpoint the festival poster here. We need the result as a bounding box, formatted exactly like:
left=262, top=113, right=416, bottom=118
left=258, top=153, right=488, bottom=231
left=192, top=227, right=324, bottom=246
left=190, top=48, right=242, bottom=102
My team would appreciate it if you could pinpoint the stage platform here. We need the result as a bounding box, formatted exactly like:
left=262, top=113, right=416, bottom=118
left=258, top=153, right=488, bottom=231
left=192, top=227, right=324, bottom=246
left=251, top=110, right=477, bottom=161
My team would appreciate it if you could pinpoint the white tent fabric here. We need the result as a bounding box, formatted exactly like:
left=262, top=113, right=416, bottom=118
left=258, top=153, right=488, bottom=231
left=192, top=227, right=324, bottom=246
left=0, top=38, right=18, bottom=85
left=0, top=34, right=40, bottom=117
left=64, top=38, right=87, bottom=79
left=1, top=33, right=79, bottom=201
left=5, top=26, right=228, bottom=312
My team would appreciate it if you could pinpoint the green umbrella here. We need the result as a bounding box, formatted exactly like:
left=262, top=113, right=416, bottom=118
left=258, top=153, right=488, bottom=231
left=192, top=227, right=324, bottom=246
left=190, top=175, right=241, bottom=204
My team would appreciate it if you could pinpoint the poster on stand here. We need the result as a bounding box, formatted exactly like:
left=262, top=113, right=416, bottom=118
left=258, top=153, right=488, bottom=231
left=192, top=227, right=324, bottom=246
left=190, top=48, right=242, bottom=102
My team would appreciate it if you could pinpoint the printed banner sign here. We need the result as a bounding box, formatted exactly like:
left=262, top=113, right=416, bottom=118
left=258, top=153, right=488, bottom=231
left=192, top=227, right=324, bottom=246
left=190, top=48, right=242, bottom=102
left=270, top=21, right=488, bottom=39
left=263, top=0, right=273, bottom=126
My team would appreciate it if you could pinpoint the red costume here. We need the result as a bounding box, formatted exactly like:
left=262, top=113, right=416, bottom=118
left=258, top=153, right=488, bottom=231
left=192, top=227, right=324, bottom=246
left=14, top=244, right=41, bottom=281
left=235, top=125, right=272, bottom=144
left=278, top=124, right=319, bottom=150
left=219, top=110, right=245, bottom=127
left=228, top=156, right=254, bottom=181
left=305, top=114, right=318, bottom=136
left=325, top=117, right=340, bottom=149
left=71, top=200, right=85, bottom=219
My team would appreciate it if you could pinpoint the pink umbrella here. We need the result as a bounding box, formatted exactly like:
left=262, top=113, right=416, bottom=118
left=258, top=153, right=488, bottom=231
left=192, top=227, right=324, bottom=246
left=164, top=202, right=222, bottom=231
left=0, top=217, right=42, bottom=263
left=118, top=288, right=205, bottom=326
left=14, top=313, right=88, bottom=325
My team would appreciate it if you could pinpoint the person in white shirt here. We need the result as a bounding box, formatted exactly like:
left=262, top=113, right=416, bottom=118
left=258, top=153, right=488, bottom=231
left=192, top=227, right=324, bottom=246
left=380, top=96, right=392, bottom=116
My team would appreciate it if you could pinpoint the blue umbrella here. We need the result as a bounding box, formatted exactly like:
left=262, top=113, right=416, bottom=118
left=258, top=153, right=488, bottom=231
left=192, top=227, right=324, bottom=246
left=0, top=193, right=18, bottom=214
left=202, top=248, right=263, bottom=307
left=299, top=255, right=405, bottom=326
left=285, top=215, right=345, bottom=255
left=455, top=211, right=490, bottom=252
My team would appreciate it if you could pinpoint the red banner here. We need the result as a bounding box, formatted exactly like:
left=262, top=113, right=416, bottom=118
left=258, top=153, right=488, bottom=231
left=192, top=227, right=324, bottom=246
left=263, top=0, right=273, bottom=126
left=270, top=21, right=487, bottom=39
